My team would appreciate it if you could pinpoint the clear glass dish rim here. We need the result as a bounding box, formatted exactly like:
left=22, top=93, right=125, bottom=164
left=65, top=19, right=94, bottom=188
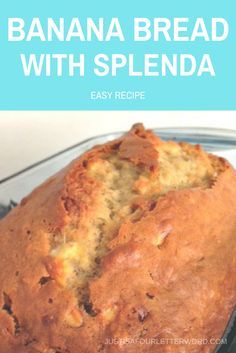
left=1, top=126, right=236, bottom=185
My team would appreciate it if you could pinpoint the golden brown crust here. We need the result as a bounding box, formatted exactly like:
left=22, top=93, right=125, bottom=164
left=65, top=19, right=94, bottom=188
left=0, top=124, right=235, bottom=353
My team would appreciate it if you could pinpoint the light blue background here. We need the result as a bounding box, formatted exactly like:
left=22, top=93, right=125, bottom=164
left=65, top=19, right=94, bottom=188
left=0, top=0, right=235, bottom=110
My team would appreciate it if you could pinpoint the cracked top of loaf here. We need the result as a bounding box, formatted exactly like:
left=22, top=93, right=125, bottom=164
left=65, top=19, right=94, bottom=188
left=0, top=124, right=235, bottom=353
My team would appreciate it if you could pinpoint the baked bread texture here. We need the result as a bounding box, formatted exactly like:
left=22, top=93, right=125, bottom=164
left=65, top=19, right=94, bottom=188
left=0, top=124, right=235, bottom=353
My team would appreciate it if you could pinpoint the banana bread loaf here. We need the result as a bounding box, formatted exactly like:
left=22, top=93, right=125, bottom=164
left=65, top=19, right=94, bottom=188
left=0, top=124, right=235, bottom=353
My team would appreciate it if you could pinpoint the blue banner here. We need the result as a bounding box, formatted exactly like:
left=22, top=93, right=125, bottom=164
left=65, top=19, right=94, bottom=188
left=0, top=0, right=235, bottom=110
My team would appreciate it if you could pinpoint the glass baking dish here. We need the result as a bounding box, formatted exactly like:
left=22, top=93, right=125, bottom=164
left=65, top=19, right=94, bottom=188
left=0, top=127, right=235, bottom=353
